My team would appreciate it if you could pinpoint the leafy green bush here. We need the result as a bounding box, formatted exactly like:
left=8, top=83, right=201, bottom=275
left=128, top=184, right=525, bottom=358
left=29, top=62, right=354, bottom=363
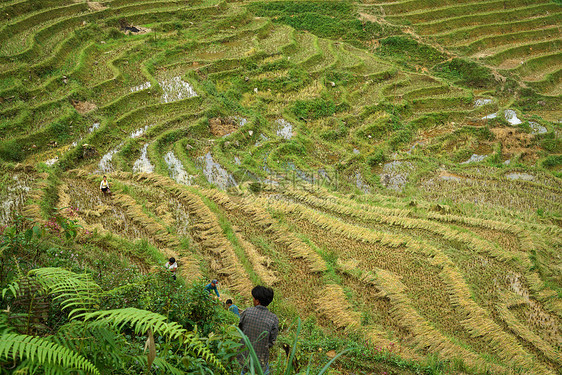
left=320, top=118, right=348, bottom=141
left=388, top=127, right=414, bottom=150
left=378, top=36, right=446, bottom=66
left=101, top=272, right=237, bottom=336
left=292, top=98, right=336, bottom=120
left=541, top=155, right=561, bottom=168
left=540, top=137, right=561, bottom=153
left=1, top=268, right=233, bottom=375
left=367, top=149, right=386, bottom=166
left=0, top=139, right=25, bottom=162
left=434, top=58, right=495, bottom=88
left=277, top=139, right=307, bottom=156
left=247, top=1, right=400, bottom=41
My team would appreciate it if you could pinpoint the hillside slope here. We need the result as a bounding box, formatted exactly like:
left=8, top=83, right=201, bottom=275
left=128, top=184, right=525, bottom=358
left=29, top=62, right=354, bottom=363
left=0, top=0, right=561, bottom=373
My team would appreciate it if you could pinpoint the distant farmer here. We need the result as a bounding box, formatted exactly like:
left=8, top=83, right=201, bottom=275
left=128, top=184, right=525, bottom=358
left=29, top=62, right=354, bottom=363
left=165, top=257, right=177, bottom=280
left=100, top=175, right=111, bottom=195
left=238, top=286, right=278, bottom=374
left=204, top=279, right=220, bottom=298
left=225, top=299, right=240, bottom=318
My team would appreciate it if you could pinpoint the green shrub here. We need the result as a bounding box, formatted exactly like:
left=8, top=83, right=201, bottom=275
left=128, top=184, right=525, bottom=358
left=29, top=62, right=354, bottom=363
left=292, top=98, right=336, bottom=120
left=367, top=149, right=386, bottom=166
left=325, top=70, right=354, bottom=86
left=102, top=274, right=235, bottom=336
left=388, top=127, right=413, bottom=150
left=541, top=155, right=562, bottom=168
left=0, top=139, right=25, bottom=162
left=247, top=1, right=400, bottom=41
left=277, top=140, right=307, bottom=156
left=541, top=137, right=562, bottom=153
left=434, top=58, right=495, bottom=88
left=378, top=36, right=446, bottom=66
left=356, top=114, right=402, bottom=139
left=320, top=119, right=348, bottom=141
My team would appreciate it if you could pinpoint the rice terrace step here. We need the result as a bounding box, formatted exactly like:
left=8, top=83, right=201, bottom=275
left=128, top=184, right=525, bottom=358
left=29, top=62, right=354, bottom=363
left=0, top=0, right=560, bottom=374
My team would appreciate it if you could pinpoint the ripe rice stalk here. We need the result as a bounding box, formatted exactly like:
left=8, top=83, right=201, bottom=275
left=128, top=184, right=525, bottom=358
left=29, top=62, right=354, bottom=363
left=21, top=176, right=48, bottom=223
left=55, top=183, right=101, bottom=238
left=364, top=327, right=422, bottom=362
left=439, top=264, right=551, bottom=374
left=226, top=198, right=328, bottom=273
left=336, top=258, right=361, bottom=273
left=425, top=211, right=537, bottom=254
left=345, top=232, right=555, bottom=374
left=233, top=232, right=278, bottom=286
left=170, top=188, right=253, bottom=295
left=286, top=190, right=520, bottom=263
left=496, top=298, right=562, bottom=366
left=269, top=199, right=409, bottom=249
left=315, top=284, right=361, bottom=330
left=113, top=193, right=178, bottom=247
left=348, top=266, right=507, bottom=373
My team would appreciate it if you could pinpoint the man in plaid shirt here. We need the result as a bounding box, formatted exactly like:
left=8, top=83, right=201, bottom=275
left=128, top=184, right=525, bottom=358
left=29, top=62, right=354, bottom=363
left=238, top=286, right=279, bottom=374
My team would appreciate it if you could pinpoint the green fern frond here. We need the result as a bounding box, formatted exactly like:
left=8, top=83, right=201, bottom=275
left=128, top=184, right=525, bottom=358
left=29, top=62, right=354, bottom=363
left=84, top=309, right=225, bottom=373
left=52, top=321, right=126, bottom=368
left=84, top=308, right=187, bottom=340
left=183, top=331, right=226, bottom=372
left=28, top=268, right=101, bottom=319
left=134, top=355, right=185, bottom=375
left=0, top=314, right=15, bottom=334
left=0, top=333, right=100, bottom=375
left=1, top=280, right=21, bottom=300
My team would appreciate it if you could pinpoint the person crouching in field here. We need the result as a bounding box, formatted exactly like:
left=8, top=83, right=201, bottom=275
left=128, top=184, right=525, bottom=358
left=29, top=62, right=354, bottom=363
left=205, top=279, right=220, bottom=299
left=100, top=175, right=111, bottom=195
left=226, top=299, right=240, bottom=318
left=165, top=257, right=177, bottom=280
left=238, top=286, right=278, bottom=374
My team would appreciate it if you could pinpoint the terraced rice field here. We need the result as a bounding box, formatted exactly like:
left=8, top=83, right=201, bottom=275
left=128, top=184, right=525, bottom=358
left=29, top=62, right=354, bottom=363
left=1, top=0, right=561, bottom=373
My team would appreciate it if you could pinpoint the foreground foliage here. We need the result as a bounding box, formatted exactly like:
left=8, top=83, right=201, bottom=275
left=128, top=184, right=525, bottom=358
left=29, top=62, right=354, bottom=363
left=0, top=267, right=230, bottom=374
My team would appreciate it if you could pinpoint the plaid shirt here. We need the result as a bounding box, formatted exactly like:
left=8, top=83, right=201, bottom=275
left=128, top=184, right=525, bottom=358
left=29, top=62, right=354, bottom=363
left=238, top=305, right=279, bottom=371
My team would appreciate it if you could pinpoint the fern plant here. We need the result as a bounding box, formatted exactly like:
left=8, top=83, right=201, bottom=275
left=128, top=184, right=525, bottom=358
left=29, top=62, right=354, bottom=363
left=84, top=308, right=226, bottom=372
left=0, top=332, right=100, bottom=375
left=1, top=268, right=228, bottom=374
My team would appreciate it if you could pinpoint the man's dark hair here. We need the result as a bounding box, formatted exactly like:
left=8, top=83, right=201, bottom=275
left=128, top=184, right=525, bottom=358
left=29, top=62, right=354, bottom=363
left=251, top=285, right=274, bottom=306
left=169, top=257, right=175, bottom=263
left=225, top=299, right=233, bottom=305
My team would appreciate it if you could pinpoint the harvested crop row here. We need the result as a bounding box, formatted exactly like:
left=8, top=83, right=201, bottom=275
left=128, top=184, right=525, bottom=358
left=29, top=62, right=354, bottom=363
left=288, top=191, right=514, bottom=261
left=203, top=190, right=278, bottom=286
left=496, top=297, right=562, bottom=367
left=232, top=197, right=328, bottom=273
left=126, top=173, right=254, bottom=295
left=347, top=265, right=507, bottom=374
left=285, top=189, right=521, bottom=263
left=273, top=195, right=551, bottom=372
left=315, top=284, right=361, bottom=330
left=439, top=263, right=552, bottom=374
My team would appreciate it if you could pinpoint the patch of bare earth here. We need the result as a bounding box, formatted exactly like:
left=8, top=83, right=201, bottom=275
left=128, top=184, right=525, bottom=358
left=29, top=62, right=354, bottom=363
left=498, top=59, right=522, bottom=70
left=123, top=26, right=151, bottom=35
left=491, top=127, right=537, bottom=161
left=71, top=100, right=97, bottom=114
left=209, top=118, right=239, bottom=137
left=87, top=2, right=107, bottom=11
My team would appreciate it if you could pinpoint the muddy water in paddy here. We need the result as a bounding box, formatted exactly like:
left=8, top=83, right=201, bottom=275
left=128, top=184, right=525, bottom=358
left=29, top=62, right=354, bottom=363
left=97, top=147, right=120, bottom=173
left=275, top=118, right=293, bottom=140
left=197, top=152, right=236, bottom=190
left=0, top=174, right=32, bottom=225
left=133, top=144, right=154, bottom=173
left=159, top=76, right=197, bottom=103
left=164, top=151, right=193, bottom=185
